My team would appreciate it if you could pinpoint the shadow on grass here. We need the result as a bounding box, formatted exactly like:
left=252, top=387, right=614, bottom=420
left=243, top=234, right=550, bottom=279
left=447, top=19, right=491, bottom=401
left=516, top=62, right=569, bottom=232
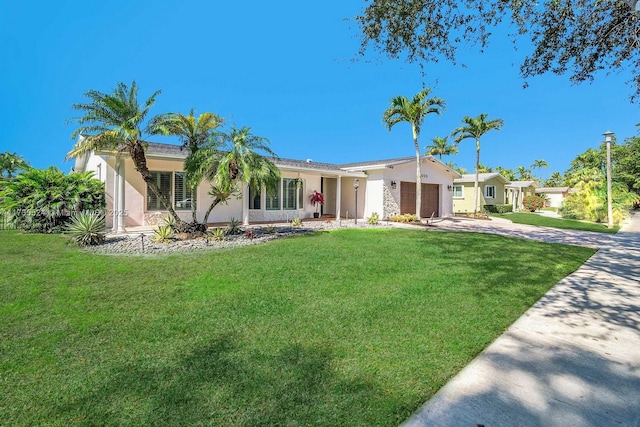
left=55, top=333, right=401, bottom=426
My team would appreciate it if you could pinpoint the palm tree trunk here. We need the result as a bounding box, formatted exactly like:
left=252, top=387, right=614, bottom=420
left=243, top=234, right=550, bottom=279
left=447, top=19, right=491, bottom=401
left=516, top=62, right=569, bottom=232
left=128, top=142, right=185, bottom=227
left=413, top=128, right=422, bottom=221
left=190, top=184, right=198, bottom=223
left=202, top=197, right=223, bottom=225
left=473, top=138, right=480, bottom=215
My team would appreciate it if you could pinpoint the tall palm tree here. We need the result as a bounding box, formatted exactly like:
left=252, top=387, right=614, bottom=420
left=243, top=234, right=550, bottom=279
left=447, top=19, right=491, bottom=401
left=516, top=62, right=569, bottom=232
left=544, top=171, right=565, bottom=187
left=66, top=81, right=186, bottom=228
left=0, top=152, right=29, bottom=180
left=531, top=159, right=548, bottom=170
left=198, top=127, right=281, bottom=224
left=424, top=136, right=457, bottom=159
left=452, top=113, right=504, bottom=214
left=149, top=109, right=223, bottom=223
left=383, top=88, right=445, bottom=220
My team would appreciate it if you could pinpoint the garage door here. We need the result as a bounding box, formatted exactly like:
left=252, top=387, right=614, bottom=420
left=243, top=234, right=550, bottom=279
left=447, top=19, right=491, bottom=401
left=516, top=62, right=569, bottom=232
left=400, top=182, right=440, bottom=218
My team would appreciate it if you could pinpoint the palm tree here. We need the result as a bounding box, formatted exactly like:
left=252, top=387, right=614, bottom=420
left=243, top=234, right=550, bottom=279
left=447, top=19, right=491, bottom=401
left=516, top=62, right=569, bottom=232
left=149, top=109, right=223, bottom=224
left=544, top=171, right=565, bottom=187
left=496, top=166, right=516, bottom=181
left=516, top=165, right=533, bottom=180
left=198, top=127, right=281, bottom=224
left=66, top=81, right=186, bottom=228
left=531, top=159, right=548, bottom=171
left=425, top=136, right=457, bottom=159
left=452, top=113, right=504, bottom=214
left=383, top=88, right=445, bottom=220
left=0, top=152, right=29, bottom=180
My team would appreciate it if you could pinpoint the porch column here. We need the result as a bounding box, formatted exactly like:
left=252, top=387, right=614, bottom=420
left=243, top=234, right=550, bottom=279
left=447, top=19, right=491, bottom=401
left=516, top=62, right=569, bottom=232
left=335, top=176, right=342, bottom=220
left=242, top=184, right=249, bottom=226
left=116, top=158, right=125, bottom=233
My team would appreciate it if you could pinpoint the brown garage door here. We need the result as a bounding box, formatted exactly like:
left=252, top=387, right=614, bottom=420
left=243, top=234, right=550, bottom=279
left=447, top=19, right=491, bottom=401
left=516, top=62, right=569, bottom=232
left=400, top=182, right=440, bottom=218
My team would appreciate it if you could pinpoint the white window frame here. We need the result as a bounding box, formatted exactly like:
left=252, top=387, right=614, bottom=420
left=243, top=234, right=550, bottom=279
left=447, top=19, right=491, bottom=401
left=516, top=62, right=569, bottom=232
left=452, top=185, right=464, bottom=199
left=484, top=185, right=496, bottom=199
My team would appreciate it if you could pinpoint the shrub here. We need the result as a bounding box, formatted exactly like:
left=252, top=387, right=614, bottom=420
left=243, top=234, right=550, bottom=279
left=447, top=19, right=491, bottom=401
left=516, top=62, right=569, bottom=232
left=66, top=212, right=106, bottom=246
left=523, top=195, right=544, bottom=212
left=210, top=227, right=226, bottom=241
left=484, top=204, right=513, bottom=214
left=245, top=229, right=256, bottom=240
left=262, top=225, right=276, bottom=234
left=291, top=217, right=302, bottom=227
left=226, top=218, right=243, bottom=235
left=0, top=167, right=105, bottom=233
left=162, top=214, right=176, bottom=231
left=390, top=213, right=418, bottom=223
left=152, top=225, right=173, bottom=243
left=367, top=212, right=380, bottom=225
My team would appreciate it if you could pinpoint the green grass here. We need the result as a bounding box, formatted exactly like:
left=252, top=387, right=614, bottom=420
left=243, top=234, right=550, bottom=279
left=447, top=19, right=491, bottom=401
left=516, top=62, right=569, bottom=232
left=0, top=229, right=594, bottom=426
left=492, top=212, right=620, bottom=234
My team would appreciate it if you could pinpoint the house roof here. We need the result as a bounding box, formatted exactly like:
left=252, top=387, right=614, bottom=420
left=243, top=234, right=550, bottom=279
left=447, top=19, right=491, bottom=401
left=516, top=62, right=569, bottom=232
left=536, top=187, right=571, bottom=193
left=454, top=173, right=510, bottom=184
left=86, top=140, right=460, bottom=178
left=506, top=180, right=539, bottom=189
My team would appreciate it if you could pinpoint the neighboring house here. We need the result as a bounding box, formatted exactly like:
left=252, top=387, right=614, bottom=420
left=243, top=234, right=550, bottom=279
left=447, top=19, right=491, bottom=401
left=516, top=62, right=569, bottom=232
left=535, top=187, right=573, bottom=208
left=452, top=173, right=510, bottom=213
left=505, top=181, right=539, bottom=211
left=72, top=140, right=461, bottom=232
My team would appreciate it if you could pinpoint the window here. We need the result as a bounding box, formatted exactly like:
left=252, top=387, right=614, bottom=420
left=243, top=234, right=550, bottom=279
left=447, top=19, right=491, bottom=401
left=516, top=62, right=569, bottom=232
left=249, top=185, right=261, bottom=210
left=453, top=185, right=463, bottom=198
left=484, top=185, right=496, bottom=199
left=147, top=172, right=172, bottom=210
left=147, top=171, right=192, bottom=210
left=283, top=178, right=299, bottom=210
left=266, top=183, right=280, bottom=210
left=174, top=172, right=193, bottom=210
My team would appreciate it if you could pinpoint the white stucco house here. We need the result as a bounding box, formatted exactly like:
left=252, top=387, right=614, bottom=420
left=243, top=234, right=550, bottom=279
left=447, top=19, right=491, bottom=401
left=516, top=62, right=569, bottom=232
left=535, top=187, right=573, bottom=208
left=71, top=140, right=461, bottom=232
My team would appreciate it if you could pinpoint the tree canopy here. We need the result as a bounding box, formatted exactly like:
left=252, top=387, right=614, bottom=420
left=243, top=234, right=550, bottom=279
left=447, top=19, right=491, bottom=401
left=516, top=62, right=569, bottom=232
left=356, top=0, right=640, bottom=100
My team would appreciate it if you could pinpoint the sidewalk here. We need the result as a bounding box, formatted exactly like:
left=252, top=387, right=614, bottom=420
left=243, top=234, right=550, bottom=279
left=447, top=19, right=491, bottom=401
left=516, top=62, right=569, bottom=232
left=404, top=213, right=640, bottom=427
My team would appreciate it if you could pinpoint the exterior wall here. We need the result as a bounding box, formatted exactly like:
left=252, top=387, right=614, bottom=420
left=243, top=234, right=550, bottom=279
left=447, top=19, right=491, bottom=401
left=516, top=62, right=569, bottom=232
left=340, top=176, right=366, bottom=220
left=453, top=177, right=506, bottom=213
left=377, top=160, right=455, bottom=217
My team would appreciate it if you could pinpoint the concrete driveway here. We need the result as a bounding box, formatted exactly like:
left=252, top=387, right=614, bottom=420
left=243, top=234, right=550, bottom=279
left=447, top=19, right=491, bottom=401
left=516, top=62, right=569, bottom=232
left=404, top=213, right=640, bottom=426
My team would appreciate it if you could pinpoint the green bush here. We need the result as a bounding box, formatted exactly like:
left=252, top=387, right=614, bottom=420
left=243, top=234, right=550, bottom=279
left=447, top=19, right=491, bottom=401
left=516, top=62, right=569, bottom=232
left=65, top=212, right=106, bottom=246
left=152, top=225, right=173, bottom=243
left=367, top=212, right=380, bottom=225
left=0, top=167, right=105, bottom=233
left=226, top=218, right=243, bottom=235
left=484, top=204, right=513, bottom=214
left=523, top=195, right=544, bottom=212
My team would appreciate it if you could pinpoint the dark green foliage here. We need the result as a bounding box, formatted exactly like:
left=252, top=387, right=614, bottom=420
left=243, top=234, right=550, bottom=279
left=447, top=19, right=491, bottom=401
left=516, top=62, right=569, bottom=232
left=356, top=0, right=640, bottom=100
left=523, top=195, right=545, bottom=212
left=66, top=211, right=106, bottom=245
left=484, top=204, right=513, bottom=214
left=0, top=167, right=105, bottom=233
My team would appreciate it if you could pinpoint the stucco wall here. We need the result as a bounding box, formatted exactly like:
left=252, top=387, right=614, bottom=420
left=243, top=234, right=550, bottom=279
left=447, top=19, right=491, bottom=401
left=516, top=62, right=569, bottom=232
left=453, top=177, right=507, bottom=213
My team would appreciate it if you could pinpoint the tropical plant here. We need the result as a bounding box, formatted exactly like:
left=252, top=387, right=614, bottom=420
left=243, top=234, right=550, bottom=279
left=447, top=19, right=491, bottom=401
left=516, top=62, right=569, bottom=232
left=262, top=225, right=277, bottom=234
left=383, top=88, right=445, bottom=220
left=0, top=152, right=29, bottom=180
left=445, top=161, right=467, bottom=175
left=291, top=217, right=303, bottom=227
left=309, top=190, right=324, bottom=214
left=425, top=136, right=457, bottom=159
left=66, top=81, right=186, bottom=230
left=196, top=127, right=281, bottom=224
left=531, top=159, right=548, bottom=171
left=367, top=212, right=380, bottom=225
left=544, top=171, right=565, bottom=187
left=496, top=166, right=516, bottom=181
left=516, top=165, right=533, bottom=181
left=148, top=109, right=223, bottom=226
left=226, top=217, right=243, bottom=235
left=162, top=214, right=176, bottom=232
left=65, top=211, right=106, bottom=246
left=477, top=162, right=493, bottom=173
left=209, top=227, right=226, bottom=241
left=244, top=229, right=256, bottom=240
left=0, top=167, right=105, bottom=233
left=390, top=213, right=418, bottom=223
left=452, top=113, right=504, bottom=214
left=152, top=225, right=173, bottom=243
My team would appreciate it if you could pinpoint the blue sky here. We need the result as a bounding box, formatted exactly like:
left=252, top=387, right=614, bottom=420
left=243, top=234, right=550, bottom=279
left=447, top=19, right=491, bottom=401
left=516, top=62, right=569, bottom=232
left=1, top=0, right=638, bottom=180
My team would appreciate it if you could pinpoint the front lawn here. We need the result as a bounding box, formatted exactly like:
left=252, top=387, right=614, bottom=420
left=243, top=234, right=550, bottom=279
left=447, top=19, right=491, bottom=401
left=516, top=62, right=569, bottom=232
left=492, top=212, right=620, bottom=234
left=0, top=229, right=594, bottom=426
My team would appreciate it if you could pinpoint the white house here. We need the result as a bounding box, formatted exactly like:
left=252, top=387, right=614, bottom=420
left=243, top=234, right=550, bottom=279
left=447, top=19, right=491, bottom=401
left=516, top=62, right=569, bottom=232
left=72, top=140, right=461, bottom=232
left=536, top=187, right=573, bottom=208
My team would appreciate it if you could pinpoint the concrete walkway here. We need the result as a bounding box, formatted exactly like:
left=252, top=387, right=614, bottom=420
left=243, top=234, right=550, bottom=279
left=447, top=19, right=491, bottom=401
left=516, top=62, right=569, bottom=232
left=404, top=213, right=640, bottom=427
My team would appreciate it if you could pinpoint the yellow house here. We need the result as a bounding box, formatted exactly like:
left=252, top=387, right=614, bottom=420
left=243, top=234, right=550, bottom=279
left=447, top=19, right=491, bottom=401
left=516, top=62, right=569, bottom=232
left=453, top=173, right=510, bottom=213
